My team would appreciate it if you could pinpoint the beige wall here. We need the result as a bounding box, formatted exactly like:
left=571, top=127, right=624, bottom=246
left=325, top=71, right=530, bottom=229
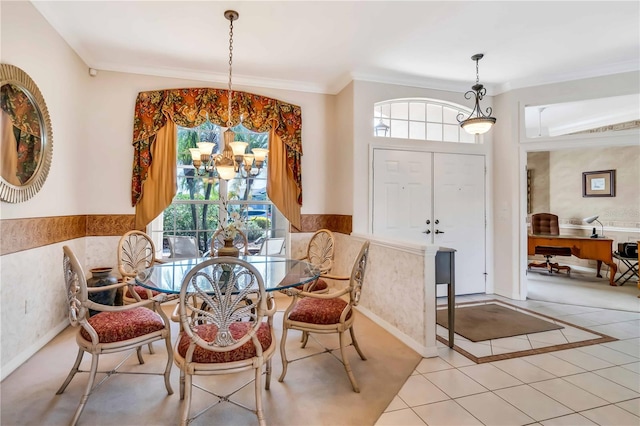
left=527, top=152, right=550, bottom=214
left=549, top=146, right=640, bottom=227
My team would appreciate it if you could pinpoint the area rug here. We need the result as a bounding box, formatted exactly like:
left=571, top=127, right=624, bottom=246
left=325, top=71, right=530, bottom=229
left=436, top=303, right=564, bottom=342
left=436, top=300, right=617, bottom=364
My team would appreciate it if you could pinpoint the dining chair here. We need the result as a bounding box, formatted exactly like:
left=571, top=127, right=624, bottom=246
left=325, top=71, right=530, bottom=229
left=57, top=246, right=173, bottom=426
left=278, top=240, right=370, bottom=392
left=118, top=230, right=164, bottom=304
left=295, top=228, right=336, bottom=293
left=209, top=228, right=250, bottom=256
left=173, top=257, right=277, bottom=426
left=118, top=230, right=169, bottom=353
left=167, top=235, right=201, bottom=259
left=258, top=237, right=285, bottom=255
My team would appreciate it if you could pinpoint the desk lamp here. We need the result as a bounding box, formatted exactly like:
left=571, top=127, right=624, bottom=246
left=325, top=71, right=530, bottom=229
left=583, top=215, right=604, bottom=238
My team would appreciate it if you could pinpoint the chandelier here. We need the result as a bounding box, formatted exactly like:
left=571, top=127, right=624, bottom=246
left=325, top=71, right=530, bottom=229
left=457, top=53, right=496, bottom=135
left=189, top=10, right=268, bottom=180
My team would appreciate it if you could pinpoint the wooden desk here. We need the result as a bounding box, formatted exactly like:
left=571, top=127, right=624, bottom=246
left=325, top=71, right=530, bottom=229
left=528, top=235, right=617, bottom=286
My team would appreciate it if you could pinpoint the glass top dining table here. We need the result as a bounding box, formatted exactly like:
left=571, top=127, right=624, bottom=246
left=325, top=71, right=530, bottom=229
left=134, top=255, right=320, bottom=294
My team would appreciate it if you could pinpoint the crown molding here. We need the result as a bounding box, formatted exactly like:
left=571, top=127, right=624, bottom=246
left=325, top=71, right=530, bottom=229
left=496, top=59, right=640, bottom=95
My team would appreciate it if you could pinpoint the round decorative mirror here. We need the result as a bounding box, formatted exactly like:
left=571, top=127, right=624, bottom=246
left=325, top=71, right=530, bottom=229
left=1, top=64, right=53, bottom=202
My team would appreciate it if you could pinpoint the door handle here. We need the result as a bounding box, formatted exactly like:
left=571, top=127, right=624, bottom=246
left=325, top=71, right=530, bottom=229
left=422, top=229, right=431, bottom=234
left=435, top=230, right=444, bottom=234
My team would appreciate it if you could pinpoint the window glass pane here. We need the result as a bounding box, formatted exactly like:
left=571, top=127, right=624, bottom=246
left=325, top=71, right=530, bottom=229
left=427, top=123, right=443, bottom=141
left=380, top=103, right=391, bottom=118
left=460, top=130, right=476, bottom=144
left=443, top=124, right=459, bottom=142
left=390, top=102, right=408, bottom=120
left=374, top=106, right=381, bottom=118
left=156, top=122, right=281, bottom=259
left=427, top=104, right=442, bottom=122
left=390, top=119, right=408, bottom=138
left=409, top=102, right=426, bottom=121
left=443, top=107, right=459, bottom=124
left=409, top=121, right=426, bottom=140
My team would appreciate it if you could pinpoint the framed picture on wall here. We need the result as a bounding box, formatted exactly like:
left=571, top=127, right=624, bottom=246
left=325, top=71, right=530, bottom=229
left=582, top=169, right=615, bottom=197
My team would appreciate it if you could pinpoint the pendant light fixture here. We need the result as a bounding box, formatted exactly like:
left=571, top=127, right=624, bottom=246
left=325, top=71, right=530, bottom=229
left=189, top=10, right=266, bottom=180
left=457, top=53, right=496, bottom=135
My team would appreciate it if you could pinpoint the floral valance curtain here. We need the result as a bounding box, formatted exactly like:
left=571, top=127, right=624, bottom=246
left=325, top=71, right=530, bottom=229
left=130, top=88, right=303, bottom=228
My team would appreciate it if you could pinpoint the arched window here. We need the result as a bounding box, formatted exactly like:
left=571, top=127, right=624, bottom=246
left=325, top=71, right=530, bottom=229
left=374, top=99, right=476, bottom=143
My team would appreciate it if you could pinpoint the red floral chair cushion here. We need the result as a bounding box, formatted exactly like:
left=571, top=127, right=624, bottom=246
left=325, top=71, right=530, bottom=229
left=125, top=285, right=161, bottom=299
left=288, top=297, right=351, bottom=325
left=81, top=308, right=165, bottom=343
left=177, top=322, right=273, bottom=363
left=294, top=278, right=329, bottom=292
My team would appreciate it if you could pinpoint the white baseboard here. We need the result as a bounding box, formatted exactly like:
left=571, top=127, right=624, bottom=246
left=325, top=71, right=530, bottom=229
left=355, top=305, right=437, bottom=358
left=1, top=319, right=69, bottom=382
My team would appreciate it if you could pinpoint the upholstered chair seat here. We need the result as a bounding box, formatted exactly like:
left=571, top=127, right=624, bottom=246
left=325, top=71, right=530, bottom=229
left=288, top=297, right=352, bottom=325
left=293, top=277, right=329, bottom=292
left=80, top=308, right=166, bottom=344
left=125, top=285, right=161, bottom=300
left=176, top=322, right=273, bottom=363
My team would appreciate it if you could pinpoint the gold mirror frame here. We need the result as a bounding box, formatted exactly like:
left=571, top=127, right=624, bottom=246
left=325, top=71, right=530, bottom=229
left=1, top=64, right=53, bottom=203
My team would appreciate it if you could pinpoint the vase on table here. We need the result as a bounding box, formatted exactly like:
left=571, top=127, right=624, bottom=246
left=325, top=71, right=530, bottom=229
left=217, top=238, right=239, bottom=257
left=87, top=267, right=118, bottom=316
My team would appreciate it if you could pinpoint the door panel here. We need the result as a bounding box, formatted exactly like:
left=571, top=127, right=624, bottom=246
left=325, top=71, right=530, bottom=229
left=373, top=150, right=432, bottom=242
left=372, top=149, right=486, bottom=296
left=434, top=153, right=486, bottom=295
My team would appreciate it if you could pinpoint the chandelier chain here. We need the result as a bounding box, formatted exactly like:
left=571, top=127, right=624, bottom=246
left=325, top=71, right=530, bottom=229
left=227, top=16, right=234, bottom=127
left=476, top=57, right=480, bottom=85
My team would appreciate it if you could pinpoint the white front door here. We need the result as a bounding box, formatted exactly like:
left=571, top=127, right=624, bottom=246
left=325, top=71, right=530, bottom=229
left=433, top=153, right=486, bottom=295
left=372, top=149, right=432, bottom=242
left=372, top=149, right=486, bottom=295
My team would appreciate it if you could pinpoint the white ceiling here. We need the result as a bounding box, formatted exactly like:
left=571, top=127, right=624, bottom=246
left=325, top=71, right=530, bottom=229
left=32, top=1, right=640, bottom=95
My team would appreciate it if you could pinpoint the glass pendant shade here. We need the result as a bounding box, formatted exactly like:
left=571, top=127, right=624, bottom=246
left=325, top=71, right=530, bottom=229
left=216, top=162, right=236, bottom=180
left=230, top=141, right=248, bottom=156
left=252, top=148, right=268, bottom=162
left=461, top=117, right=496, bottom=135
left=197, top=142, right=215, bottom=156
left=189, top=148, right=202, bottom=162
left=243, top=153, right=255, bottom=165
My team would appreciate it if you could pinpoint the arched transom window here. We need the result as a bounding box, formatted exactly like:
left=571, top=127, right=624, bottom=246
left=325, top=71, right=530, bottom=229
left=374, top=98, right=476, bottom=143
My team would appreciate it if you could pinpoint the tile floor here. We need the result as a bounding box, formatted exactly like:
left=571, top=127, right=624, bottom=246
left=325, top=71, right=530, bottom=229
left=376, top=294, right=640, bottom=426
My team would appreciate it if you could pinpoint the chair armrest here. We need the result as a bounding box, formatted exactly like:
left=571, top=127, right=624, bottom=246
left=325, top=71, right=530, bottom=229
left=86, top=281, right=128, bottom=293
left=153, top=258, right=167, bottom=264
left=321, top=273, right=349, bottom=281
left=85, top=297, right=157, bottom=313
left=295, top=286, right=350, bottom=300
